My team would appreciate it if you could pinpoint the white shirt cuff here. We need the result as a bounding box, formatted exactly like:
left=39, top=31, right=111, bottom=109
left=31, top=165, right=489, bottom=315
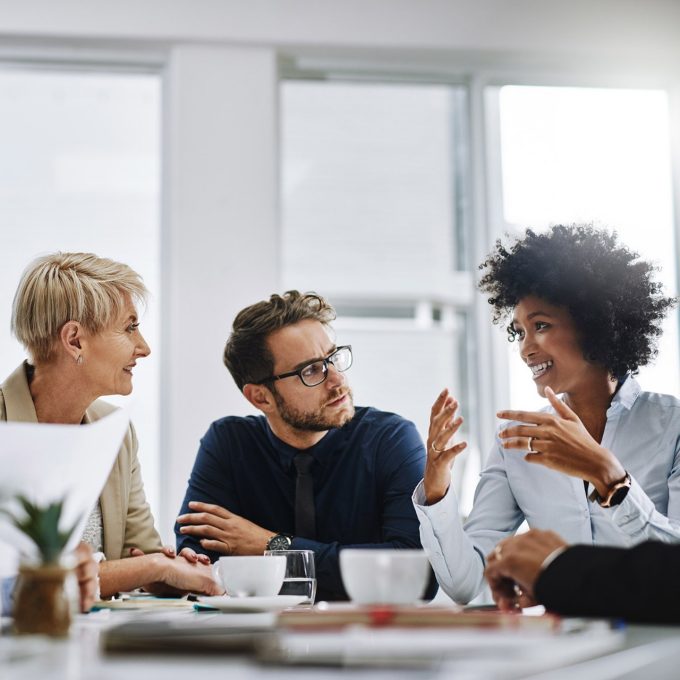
left=540, top=546, right=567, bottom=573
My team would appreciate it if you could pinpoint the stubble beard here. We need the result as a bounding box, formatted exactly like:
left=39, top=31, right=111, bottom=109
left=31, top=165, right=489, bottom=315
left=272, top=386, right=355, bottom=432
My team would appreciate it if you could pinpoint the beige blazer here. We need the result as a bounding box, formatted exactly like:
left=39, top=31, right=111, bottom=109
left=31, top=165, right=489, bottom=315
left=0, top=362, right=162, bottom=560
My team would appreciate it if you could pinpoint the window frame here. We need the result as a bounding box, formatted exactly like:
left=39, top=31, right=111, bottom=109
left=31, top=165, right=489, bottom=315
left=481, top=73, right=680, bottom=452
left=280, top=68, right=483, bottom=477
left=0, top=40, right=678, bottom=530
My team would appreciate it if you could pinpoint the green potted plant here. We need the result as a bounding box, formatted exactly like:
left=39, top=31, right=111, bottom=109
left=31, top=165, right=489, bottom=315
left=2, top=495, right=81, bottom=636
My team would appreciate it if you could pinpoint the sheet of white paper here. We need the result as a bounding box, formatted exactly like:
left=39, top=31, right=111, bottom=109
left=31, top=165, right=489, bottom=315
left=275, top=624, right=624, bottom=673
left=0, top=408, right=129, bottom=576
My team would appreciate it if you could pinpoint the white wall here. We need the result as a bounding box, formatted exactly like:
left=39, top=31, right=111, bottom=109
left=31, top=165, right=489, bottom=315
left=2, top=1, right=680, bottom=63
left=2, top=0, right=680, bottom=539
left=160, top=45, right=279, bottom=539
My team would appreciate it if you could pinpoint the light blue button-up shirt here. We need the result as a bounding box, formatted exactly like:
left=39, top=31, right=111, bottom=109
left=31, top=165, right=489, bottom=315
left=414, top=377, right=680, bottom=603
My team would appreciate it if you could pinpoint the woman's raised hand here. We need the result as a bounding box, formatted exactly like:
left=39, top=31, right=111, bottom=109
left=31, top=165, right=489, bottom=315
left=497, top=387, right=625, bottom=496
left=423, top=388, right=467, bottom=505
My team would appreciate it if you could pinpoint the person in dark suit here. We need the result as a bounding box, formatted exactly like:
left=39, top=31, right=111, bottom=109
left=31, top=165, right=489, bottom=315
left=484, top=528, right=680, bottom=624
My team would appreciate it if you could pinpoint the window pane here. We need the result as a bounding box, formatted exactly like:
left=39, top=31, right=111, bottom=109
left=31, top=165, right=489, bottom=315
left=281, top=79, right=472, bottom=453
left=0, top=68, right=161, bottom=518
left=495, top=85, right=677, bottom=409
left=282, top=80, right=469, bottom=291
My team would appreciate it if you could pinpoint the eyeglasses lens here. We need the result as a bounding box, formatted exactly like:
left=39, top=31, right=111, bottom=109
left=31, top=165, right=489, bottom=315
left=331, top=347, right=352, bottom=372
left=299, top=347, right=353, bottom=387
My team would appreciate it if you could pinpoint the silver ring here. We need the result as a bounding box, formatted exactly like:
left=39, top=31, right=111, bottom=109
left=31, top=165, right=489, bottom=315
left=528, top=436, right=535, bottom=452
left=431, top=442, right=445, bottom=454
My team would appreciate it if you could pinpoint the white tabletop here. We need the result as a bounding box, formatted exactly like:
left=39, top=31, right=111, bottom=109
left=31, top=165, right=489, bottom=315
left=2, top=609, right=680, bottom=680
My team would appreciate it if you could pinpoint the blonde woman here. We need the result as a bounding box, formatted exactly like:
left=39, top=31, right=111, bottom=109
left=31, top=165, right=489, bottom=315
left=1, top=252, right=221, bottom=599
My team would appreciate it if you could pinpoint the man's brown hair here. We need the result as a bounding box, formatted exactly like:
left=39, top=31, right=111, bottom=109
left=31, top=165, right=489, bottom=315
left=224, top=290, right=336, bottom=390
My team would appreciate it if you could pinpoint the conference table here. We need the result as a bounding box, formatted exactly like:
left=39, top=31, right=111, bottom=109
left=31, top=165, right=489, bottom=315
left=3, top=603, right=680, bottom=680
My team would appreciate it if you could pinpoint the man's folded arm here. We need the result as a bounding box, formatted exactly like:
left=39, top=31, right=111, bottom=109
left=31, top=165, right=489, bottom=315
left=535, top=541, right=680, bottom=624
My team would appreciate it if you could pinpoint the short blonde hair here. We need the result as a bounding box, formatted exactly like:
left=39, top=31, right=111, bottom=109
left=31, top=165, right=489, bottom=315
left=11, top=252, right=148, bottom=363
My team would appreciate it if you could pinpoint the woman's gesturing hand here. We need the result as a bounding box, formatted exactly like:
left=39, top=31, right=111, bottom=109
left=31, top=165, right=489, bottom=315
left=497, top=387, right=625, bottom=496
left=423, top=388, right=467, bottom=506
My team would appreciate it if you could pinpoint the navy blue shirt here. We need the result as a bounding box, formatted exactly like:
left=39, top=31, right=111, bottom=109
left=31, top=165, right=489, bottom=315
left=176, top=406, right=427, bottom=601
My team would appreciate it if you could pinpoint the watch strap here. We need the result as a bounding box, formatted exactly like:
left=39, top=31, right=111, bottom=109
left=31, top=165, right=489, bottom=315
left=588, top=471, right=631, bottom=508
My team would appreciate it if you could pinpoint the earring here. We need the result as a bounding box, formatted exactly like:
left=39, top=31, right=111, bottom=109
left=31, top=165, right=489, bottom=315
left=76, top=355, right=83, bottom=365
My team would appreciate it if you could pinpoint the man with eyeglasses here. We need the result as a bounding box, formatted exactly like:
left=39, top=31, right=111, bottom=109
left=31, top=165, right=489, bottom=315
left=175, top=291, right=430, bottom=601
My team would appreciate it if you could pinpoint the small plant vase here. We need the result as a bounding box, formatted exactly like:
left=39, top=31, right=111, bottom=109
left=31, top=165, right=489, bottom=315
left=13, top=563, right=72, bottom=636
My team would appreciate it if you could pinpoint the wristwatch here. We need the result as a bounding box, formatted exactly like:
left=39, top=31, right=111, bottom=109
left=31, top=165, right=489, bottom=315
left=588, top=471, right=632, bottom=508
left=266, top=533, right=293, bottom=551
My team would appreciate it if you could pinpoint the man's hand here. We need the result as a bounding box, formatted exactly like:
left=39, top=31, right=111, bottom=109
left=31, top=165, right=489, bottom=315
left=423, top=388, right=467, bottom=505
left=73, top=542, right=97, bottom=612
left=497, top=387, right=626, bottom=497
left=177, top=501, right=273, bottom=556
left=142, top=554, right=223, bottom=596
left=484, top=529, right=568, bottom=612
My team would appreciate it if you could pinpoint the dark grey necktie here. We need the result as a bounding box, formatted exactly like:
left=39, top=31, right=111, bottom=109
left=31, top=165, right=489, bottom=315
left=293, top=453, right=316, bottom=539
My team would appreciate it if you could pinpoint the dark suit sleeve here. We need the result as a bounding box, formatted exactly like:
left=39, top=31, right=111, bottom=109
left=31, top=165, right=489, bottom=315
left=535, top=541, right=680, bottom=624
left=174, top=423, right=238, bottom=561
left=294, top=418, right=435, bottom=601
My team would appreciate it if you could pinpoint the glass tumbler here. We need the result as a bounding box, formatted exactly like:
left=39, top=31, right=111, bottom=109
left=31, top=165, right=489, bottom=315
left=264, top=549, right=316, bottom=606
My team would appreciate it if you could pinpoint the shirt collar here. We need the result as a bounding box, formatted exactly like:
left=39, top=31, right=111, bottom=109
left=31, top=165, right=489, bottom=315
left=608, top=374, right=641, bottom=413
left=264, top=420, right=342, bottom=470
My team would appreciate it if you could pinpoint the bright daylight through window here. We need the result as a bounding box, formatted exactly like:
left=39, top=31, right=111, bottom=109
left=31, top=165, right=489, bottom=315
left=280, top=80, right=478, bottom=503
left=493, top=85, right=678, bottom=410
left=0, top=67, right=162, bottom=517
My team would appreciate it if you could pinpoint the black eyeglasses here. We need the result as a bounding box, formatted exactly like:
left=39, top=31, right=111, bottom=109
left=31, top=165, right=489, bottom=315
left=257, top=345, right=353, bottom=387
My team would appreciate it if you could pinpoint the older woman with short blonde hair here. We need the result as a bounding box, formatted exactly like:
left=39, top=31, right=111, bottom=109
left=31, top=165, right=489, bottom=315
left=12, top=252, right=147, bottom=365
left=1, top=252, right=220, bottom=599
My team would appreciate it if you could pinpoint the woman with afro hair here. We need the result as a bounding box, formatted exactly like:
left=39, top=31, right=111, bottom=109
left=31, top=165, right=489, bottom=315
left=413, top=224, right=680, bottom=604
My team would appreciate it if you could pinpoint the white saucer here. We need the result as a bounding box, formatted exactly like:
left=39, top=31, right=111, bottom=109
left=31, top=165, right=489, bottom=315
left=196, top=595, right=307, bottom=612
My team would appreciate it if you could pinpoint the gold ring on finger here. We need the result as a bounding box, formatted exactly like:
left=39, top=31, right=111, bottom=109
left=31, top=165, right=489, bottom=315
left=431, top=442, right=445, bottom=454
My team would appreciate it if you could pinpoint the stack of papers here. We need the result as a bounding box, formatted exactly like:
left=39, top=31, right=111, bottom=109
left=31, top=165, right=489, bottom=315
left=93, top=595, right=197, bottom=611
left=263, top=623, right=624, bottom=672
left=102, top=612, right=277, bottom=654
left=99, top=602, right=623, bottom=677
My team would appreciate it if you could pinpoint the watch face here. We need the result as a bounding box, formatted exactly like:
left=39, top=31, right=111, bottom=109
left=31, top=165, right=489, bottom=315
left=609, top=484, right=631, bottom=507
left=267, top=535, right=292, bottom=551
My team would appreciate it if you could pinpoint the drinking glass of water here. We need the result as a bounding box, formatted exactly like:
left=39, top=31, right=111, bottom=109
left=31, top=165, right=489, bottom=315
left=264, top=549, right=316, bottom=605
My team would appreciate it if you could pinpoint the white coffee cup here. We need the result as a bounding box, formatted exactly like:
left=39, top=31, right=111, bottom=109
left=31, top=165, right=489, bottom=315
left=212, top=555, right=286, bottom=597
left=339, top=549, right=430, bottom=604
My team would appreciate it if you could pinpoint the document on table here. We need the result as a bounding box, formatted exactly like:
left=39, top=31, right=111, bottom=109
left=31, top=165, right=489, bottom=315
left=102, top=612, right=277, bottom=654
left=264, top=623, right=624, bottom=673
left=93, top=595, right=197, bottom=611
left=0, top=409, right=129, bottom=576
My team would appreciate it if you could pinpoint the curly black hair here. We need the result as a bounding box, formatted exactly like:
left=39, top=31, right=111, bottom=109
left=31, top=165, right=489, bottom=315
left=478, top=224, right=676, bottom=377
